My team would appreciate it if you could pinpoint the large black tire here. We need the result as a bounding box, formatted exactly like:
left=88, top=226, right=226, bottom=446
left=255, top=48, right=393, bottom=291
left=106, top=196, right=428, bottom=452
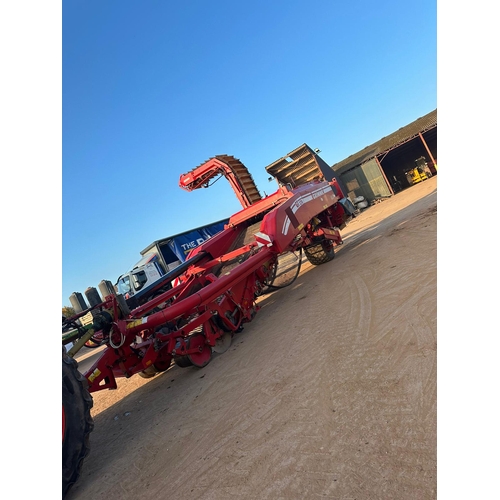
left=304, top=239, right=335, bottom=266
left=62, top=347, right=94, bottom=498
left=174, top=354, right=194, bottom=368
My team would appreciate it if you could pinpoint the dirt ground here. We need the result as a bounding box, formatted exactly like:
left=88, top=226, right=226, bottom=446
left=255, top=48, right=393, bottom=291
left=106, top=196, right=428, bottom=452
left=69, top=176, right=437, bottom=500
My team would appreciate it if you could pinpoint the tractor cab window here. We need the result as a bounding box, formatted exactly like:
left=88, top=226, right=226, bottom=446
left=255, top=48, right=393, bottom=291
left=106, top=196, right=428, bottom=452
left=117, top=276, right=131, bottom=295
left=132, top=270, right=147, bottom=290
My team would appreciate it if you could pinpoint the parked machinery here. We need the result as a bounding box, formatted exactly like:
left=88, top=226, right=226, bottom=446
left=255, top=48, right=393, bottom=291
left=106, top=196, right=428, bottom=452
left=405, top=156, right=435, bottom=185
left=62, top=155, right=350, bottom=497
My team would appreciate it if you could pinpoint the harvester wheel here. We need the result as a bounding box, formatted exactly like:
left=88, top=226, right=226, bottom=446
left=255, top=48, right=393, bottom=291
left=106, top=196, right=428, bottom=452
left=174, top=354, right=193, bottom=368
left=174, top=333, right=212, bottom=368
left=213, top=331, right=232, bottom=354
left=138, top=365, right=159, bottom=378
left=62, top=347, right=94, bottom=498
left=188, top=333, right=213, bottom=367
left=139, top=352, right=173, bottom=378
left=304, top=239, right=335, bottom=265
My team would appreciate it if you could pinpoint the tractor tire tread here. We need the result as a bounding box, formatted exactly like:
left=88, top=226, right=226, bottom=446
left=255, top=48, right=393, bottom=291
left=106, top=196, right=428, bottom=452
left=62, top=347, right=94, bottom=498
left=304, top=241, right=335, bottom=266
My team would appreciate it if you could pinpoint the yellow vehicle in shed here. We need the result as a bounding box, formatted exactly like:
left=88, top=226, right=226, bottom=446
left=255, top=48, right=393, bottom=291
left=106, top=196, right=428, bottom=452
left=405, top=166, right=428, bottom=185
left=405, top=157, right=433, bottom=185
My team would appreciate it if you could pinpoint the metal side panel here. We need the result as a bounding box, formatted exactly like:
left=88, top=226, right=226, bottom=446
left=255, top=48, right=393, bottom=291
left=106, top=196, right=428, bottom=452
left=261, top=181, right=338, bottom=253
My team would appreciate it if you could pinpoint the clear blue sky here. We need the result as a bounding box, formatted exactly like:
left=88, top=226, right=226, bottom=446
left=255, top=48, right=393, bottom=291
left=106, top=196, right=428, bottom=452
left=4, top=3, right=500, bottom=495
left=62, top=0, right=437, bottom=306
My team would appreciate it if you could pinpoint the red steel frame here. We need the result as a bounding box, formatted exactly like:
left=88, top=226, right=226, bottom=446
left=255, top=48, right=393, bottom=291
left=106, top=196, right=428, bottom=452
left=179, top=157, right=258, bottom=209
left=69, top=157, right=346, bottom=394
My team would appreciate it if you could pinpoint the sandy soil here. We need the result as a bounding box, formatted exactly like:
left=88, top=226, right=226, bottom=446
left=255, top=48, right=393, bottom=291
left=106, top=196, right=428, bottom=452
left=69, top=176, right=437, bottom=500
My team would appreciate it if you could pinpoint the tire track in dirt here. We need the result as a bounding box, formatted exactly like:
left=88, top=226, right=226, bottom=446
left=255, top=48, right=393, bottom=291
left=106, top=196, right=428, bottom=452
left=368, top=205, right=436, bottom=430
left=142, top=264, right=365, bottom=499
left=343, top=267, right=373, bottom=340
left=289, top=196, right=437, bottom=499
left=147, top=289, right=345, bottom=499
left=68, top=179, right=437, bottom=500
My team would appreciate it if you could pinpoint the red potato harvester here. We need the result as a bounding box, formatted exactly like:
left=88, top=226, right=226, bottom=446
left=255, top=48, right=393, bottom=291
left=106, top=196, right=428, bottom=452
left=62, top=154, right=349, bottom=497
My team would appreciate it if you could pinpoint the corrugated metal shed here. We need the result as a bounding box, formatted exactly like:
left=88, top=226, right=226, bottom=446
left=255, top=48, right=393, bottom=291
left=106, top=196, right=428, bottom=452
left=265, top=143, right=336, bottom=186
left=332, top=109, right=437, bottom=175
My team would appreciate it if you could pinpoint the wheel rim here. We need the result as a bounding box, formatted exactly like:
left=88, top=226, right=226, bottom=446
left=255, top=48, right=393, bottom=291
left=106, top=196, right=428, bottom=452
left=154, top=353, right=173, bottom=371
left=213, top=332, right=232, bottom=354
left=187, top=333, right=212, bottom=367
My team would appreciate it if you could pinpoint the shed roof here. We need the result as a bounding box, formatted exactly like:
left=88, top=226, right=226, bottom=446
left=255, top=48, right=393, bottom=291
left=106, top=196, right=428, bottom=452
left=332, top=109, right=437, bottom=174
